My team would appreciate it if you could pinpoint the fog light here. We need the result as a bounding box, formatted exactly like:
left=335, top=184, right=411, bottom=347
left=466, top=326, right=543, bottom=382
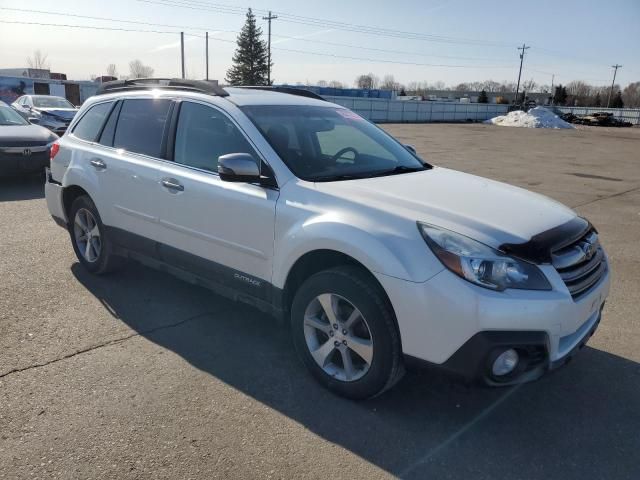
left=492, top=349, right=519, bottom=376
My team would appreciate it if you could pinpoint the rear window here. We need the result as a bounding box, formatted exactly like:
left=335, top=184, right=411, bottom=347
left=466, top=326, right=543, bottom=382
left=113, top=99, right=172, bottom=158
left=73, top=102, right=114, bottom=142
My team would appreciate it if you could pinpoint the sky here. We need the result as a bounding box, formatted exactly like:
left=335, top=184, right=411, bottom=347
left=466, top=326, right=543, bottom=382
left=1, top=0, right=639, bottom=89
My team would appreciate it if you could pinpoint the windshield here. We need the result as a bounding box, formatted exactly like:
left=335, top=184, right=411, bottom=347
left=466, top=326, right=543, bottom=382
left=241, top=105, right=430, bottom=181
left=32, top=96, right=75, bottom=109
left=0, top=105, right=29, bottom=126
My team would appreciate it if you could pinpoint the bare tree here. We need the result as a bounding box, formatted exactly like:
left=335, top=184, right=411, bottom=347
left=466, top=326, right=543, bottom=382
left=355, top=73, right=379, bottom=89
left=380, top=74, right=399, bottom=91
left=317, top=80, right=328, bottom=87
left=328, top=80, right=343, bottom=89
left=128, top=59, right=154, bottom=79
left=106, top=64, right=118, bottom=78
left=521, top=78, right=538, bottom=93
left=622, top=81, right=640, bottom=108
left=26, top=50, right=49, bottom=70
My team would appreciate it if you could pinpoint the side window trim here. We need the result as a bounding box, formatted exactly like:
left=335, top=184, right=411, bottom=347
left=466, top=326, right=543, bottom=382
left=160, top=100, right=176, bottom=160
left=98, top=100, right=123, bottom=147
left=94, top=101, right=119, bottom=144
left=165, top=100, right=182, bottom=162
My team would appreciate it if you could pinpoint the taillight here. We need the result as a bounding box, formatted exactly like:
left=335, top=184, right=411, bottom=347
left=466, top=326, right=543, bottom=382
left=50, top=142, right=60, bottom=160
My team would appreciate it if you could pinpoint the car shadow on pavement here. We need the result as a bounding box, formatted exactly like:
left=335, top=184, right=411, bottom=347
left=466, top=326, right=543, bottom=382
left=0, top=175, right=45, bottom=202
left=72, top=262, right=640, bottom=479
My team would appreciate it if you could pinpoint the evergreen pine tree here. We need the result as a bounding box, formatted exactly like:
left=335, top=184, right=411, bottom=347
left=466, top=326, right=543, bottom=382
left=225, top=9, right=270, bottom=86
left=553, top=85, right=568, bottom=105
left=477, top=89, right=488, bottom=103
left=594, top=92, right=601, bottom=107
left=611, top=91, right=624, bottom=108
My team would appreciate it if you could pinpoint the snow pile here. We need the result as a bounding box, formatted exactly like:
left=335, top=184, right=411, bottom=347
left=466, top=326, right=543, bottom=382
left=484, top=107, right=574, bottom=129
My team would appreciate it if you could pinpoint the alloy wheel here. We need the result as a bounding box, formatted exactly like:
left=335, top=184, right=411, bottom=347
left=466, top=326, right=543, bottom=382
left=73, top=208, right=102, bottom=263
left=303, top=293, right=374, bottom=382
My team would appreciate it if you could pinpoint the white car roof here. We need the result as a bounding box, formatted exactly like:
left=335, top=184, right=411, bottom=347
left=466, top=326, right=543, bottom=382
left=224, top=87, right=337, bottom=108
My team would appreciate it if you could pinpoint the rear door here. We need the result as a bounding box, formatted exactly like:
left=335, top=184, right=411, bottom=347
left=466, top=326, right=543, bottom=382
left=151, top=100, right=278, bottom=299
left=100, top=97, right=175, bottom=248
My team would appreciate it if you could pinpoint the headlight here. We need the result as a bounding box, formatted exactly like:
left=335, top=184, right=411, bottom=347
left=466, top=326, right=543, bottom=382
left=418, top=222, right=551, bottom=291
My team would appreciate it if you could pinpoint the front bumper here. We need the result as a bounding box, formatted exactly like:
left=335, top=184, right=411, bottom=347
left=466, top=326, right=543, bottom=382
left=376, top=262, right=610, bottom=385
left=428, top=305, right=602, bottom=385
left=0, top=147, right=50, bottom=176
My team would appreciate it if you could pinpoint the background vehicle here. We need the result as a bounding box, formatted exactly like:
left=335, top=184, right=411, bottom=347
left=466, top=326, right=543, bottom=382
left=11, top=95, right=78, bottom=136
left=0, top=101, right=58, bottom=176
left=44, top=79, right=610, bottom=399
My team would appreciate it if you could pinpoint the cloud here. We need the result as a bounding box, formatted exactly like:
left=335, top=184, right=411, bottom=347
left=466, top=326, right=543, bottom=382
left=151, top=35, right=203, bottom=52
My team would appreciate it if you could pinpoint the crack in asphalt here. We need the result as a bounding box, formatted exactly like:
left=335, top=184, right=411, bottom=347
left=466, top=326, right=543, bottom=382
left=572, top=184, right=640, bottom=209
left=0, top=311, right=215, bottom=380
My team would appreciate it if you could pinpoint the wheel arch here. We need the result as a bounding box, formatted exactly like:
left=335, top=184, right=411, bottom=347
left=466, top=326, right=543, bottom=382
left=281, top=249, right=399, bottom=334
left=62, top=185, right=91, bottom=220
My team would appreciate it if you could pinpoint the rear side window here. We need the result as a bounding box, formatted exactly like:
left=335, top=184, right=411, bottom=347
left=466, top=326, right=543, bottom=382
left=114, top=99, right=172, bottom=158
left=73, top=102, right=114, bottom=142
left=174, top=102, right=258, bottom=172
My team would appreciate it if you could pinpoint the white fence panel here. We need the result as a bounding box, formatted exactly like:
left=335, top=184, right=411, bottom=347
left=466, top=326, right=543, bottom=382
left=322, top=96, right=510, bottom=123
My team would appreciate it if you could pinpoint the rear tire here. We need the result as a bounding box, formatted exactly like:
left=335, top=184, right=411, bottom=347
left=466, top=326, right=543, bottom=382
left=291, top=265, right=404, bottom=400
left=68, top=195, right=121, bottom=274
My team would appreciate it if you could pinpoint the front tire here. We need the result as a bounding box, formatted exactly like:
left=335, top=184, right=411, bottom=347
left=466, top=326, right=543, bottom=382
left=291, top=266, right=404, bottom=400
left=68, top=195, right=121, bottom=274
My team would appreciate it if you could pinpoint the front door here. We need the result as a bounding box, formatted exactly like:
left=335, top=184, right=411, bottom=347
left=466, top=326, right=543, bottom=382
left=152, top=100, right=278, bottom=300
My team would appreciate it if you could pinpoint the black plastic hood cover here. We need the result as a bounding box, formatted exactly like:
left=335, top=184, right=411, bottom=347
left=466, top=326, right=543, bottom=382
left=500, top=216, right=592, bottom=264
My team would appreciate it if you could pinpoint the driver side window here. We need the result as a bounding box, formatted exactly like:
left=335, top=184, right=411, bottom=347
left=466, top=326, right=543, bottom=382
left=174, top=102, right=258, bottom=173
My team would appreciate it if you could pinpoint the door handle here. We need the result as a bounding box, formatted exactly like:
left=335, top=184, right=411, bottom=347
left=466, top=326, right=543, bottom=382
left=161, top=178, right=184, bottom=192
left=90, top=158, right=107, bottom=170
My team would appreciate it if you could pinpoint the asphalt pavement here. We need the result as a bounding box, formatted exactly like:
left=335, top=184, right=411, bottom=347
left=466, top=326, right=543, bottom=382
left=1, top=124, right=639, bottom=479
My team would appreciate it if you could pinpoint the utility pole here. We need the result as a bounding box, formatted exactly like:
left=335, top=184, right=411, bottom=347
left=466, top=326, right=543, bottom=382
left=607, top=64, right=622, bottom=107
left=514, top=43, right=529, bottom=105
left=262, top=11, right=278, bottom=85
left=180, top=32, right=185, bottom=79
left=550, top=73, right=555, bottom=105
left=205, top=31, right=209, bottom=81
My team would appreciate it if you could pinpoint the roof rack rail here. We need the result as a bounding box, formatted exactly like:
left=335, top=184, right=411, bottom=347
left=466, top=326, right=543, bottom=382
left=96, top=78, right=228, bottom=97
left=235, top=86, right=326, bottom=101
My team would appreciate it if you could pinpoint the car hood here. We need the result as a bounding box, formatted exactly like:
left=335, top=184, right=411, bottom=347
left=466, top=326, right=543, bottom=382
left=0, top=124, right=57, bottom=146
left=35, top=108, right=77, bottom=120
left=313, top=167, right=576, bottom=248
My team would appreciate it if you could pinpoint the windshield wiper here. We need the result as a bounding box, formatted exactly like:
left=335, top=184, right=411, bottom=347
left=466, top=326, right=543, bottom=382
left=313, top=165, right=428, bottom=182
left=313, top=173, right=370, bottom=182
left=367, top=165, right=428, bottom=178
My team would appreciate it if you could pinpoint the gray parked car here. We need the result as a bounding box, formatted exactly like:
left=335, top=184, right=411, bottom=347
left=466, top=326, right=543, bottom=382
left=0, top=101, right=58, bottom=176
left=11, top=95, right=78, bottom=136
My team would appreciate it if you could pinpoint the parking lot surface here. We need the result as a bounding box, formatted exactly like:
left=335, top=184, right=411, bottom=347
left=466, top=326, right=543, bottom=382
left=1, top=124, right=639, bottom=479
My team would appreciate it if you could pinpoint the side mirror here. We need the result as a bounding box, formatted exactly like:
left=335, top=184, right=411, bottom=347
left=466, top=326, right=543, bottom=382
left=404, top=144, right=417, bottom=155
left=218, top=153, right=260, bottom=183
left=28, top=117, right=41, bottom=124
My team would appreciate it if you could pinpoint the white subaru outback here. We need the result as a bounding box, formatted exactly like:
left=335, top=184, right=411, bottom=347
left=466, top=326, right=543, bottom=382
left=45, top=79, right=610, bottom=399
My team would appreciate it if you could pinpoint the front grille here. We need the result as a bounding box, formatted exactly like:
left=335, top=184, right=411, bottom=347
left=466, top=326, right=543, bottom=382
left=552, top=230, right=607, bottom=299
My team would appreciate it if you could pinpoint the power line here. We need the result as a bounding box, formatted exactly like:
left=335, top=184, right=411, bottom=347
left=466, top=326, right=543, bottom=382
left=137, top=0, right=517, bottom=47
left=2, top=7, right=516, bottom=64
left=0, top=20, right=515, bottom=70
